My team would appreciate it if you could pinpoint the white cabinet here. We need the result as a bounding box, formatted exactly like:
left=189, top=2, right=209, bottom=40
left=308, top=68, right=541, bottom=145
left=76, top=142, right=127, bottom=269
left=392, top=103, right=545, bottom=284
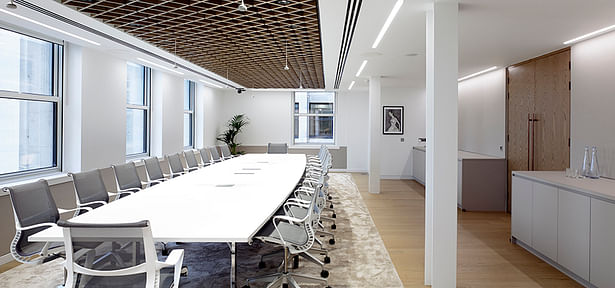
left=412, top=148, right=425, bottom=184
left=511, top=175, right=533, bottom=245
left=531, top=182, right=558, bottom=260
left=558, top=189, right=590, bottom=280
left=591, top=198, right=615, bottom=287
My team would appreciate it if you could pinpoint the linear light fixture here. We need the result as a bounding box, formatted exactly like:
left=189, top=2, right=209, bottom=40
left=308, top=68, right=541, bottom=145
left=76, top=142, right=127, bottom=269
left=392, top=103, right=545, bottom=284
left=458, top=66, right=498, bottom=82
left=0, top=8, right=100, bottom=45
left=137, top=57, right=184, bottom=75
left=200, top=79, right=223, bottom=88
left=371, top=0, right=403, bottom=49
left=355, top=60, right=368, bottom=77
left=348, top=81, right=356, bottom=90
left=563, top=24, right=615, bottom=45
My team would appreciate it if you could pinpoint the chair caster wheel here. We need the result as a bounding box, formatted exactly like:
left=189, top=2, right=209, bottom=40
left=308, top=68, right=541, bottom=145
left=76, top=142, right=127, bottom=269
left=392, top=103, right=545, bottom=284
left=329, top=238, right=335, bottom=245
left=162, top=249, right=169, bottom=256
left=293, top=255, right=300, bottom=269
left=283, top=284, right=289, bottom=288
left=180, top=265, right=188, bottom=277
left=321, top=270, right=329, bottom=278
left=332, top=213, right=336, bottom=218
left=242, top=285, right=250, bottom=288
left=331, top=224, right=336, bottom=230
left=329, top=204, right=334, bottom=209
left=328, top=196, right=332, bottom=200
left=324, top=256, right=331, bottom=264
left=258, top=261, right=266, bottom=269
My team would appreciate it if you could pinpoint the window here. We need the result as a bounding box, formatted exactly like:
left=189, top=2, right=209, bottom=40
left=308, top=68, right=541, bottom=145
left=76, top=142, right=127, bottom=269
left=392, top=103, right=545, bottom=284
left=0, top=28, right=62, bottom=177
left=183, top=80, right=195, bottom=148
left=293, top=92, right=335, bottom=145
left=126, top=62, right=150, bottom=156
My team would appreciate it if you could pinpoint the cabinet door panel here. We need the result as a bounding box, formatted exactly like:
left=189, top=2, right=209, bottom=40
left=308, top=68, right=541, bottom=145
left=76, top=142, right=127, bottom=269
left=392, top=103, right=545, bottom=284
left=591, top=198, right=615, bottom=287
left=532, top=182, right=558, bottom=261
left=511, top=175, right=533, bottom=244
left=558, top=189, right=589, bottom=280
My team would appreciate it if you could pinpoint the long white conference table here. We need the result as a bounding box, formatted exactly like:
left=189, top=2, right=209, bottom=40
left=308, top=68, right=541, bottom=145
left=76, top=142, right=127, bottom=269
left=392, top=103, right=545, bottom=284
left=30, top=153, right=307, bottom=287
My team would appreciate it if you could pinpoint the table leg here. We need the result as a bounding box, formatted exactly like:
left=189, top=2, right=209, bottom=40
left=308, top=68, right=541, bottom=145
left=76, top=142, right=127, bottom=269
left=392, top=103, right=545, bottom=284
left=230, top=242, right=236, bottom=287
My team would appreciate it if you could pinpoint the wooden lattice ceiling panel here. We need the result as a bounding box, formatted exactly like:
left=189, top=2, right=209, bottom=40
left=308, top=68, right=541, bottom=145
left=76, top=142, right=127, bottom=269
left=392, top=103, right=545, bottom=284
left=59, top=0, right=324, bottom=89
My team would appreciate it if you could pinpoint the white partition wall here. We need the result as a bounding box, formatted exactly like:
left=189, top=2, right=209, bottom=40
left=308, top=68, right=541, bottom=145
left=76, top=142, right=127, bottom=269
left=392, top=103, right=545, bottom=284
left=425, top=1, right=459, bottom=286
left=368, top=76, right=382, bottom=194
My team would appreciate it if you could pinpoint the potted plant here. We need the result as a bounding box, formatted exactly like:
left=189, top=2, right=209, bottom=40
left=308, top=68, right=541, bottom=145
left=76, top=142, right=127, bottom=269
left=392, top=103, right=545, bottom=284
left=217, top=114, right=249, bottom=155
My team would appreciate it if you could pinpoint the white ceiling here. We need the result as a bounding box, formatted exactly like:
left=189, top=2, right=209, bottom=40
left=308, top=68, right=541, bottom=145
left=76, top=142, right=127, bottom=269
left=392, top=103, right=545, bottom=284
left=320, top=0, right=615, bottom=91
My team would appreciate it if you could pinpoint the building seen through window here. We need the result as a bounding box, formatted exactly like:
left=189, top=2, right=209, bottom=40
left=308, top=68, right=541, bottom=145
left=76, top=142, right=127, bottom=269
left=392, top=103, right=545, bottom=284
left=293, top=91, right=335, bottom=144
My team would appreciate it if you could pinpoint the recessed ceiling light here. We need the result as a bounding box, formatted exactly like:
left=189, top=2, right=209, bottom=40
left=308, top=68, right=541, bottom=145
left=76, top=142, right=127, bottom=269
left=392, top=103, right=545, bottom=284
left=276, top=0, right=290, bottom=4
left=355, top=60, right=368, bottom=77
left=563, top=24, right=615, bottom=45
left=0, top=8, right=100, bottom=45
left=137, top=58, right=184, bottom=75
left=237, top=0, right=248, bottom=12
left=372, top=0, right=404, bottom=49
left=458, top=66, right=498, bottom=82
left=200, top=79, right=223, bottom=88
left=348, top=81, right=356, bottom=90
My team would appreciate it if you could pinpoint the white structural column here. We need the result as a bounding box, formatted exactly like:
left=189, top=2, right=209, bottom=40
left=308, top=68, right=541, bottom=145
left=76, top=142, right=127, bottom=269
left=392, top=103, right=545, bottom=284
left=424, top=1, right=459, bottom=287
left=368, top=76, right=382, bottom=194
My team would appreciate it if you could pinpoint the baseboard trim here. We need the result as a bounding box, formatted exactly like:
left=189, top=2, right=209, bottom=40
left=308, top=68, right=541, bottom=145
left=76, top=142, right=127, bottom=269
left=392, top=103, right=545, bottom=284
left=330, top=169, right=368, bottom=173
left=0, top=253, right=14, bottom=266
left=381, top=175, right=414, bottom=180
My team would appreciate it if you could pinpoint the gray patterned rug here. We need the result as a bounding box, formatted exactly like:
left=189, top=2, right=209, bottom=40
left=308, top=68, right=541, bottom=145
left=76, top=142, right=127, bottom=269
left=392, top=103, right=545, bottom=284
left=0, top=173, right=402, bottom=288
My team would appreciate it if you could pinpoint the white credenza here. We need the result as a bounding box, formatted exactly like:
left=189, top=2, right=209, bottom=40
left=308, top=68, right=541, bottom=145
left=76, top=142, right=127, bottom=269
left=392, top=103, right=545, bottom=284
left=512, top=171, right=615, bottom=287
left=412, top=146, right=426, bottom=184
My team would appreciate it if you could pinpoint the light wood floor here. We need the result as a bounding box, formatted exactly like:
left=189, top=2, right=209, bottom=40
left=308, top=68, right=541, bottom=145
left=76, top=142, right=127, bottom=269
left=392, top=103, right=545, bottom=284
left=352, top=173, right=581, bottom=288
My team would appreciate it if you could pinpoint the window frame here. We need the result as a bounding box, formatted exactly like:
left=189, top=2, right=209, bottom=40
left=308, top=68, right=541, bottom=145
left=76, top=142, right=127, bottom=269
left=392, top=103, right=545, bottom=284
left=0, top=26, right=63, bottom=181
left=291, top=91, right=336, bottom=146
left=183, top=80, right=195, bottom=149
left=125, top=63, right=151, bottom=159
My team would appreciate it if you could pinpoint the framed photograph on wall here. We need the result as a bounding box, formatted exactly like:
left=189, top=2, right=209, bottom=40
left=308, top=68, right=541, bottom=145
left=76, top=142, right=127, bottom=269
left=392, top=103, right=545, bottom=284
left=383, top=106, right=404, bottom=135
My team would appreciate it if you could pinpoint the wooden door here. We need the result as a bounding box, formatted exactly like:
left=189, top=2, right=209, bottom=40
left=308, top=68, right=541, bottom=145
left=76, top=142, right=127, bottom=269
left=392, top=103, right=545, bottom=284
left=533, top=50, right=570, bottom=171
left=507, top=62, right=535, bottom=211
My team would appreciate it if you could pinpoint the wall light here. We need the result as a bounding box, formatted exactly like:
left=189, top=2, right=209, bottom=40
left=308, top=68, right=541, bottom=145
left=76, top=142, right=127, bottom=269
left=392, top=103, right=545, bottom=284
left=348, top=81, right=356, bottom=90
left=457, top=66, right=498, bottom=82
left=564, top=24, right=615, bottom=45
left=355, top=60, right=368, bottom=77
left=200, top=79, right=223, bottom=88
left=371, top=0, right=404, bottom=49
left=0, top=8, right=100, bottom=45
left=137, top=58, right=184, bottom=75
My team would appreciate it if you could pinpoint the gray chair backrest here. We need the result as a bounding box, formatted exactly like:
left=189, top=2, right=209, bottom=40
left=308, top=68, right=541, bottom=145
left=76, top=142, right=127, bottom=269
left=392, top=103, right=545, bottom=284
left=199, top=148, right=211, bottom=165
left=167, top=153, right=185, bottom=174
left=112, top=162, right=141, bottom=191
left=184, top=150, right=199, bottom=169
left=219, top=145, right=232, bottom=158
left=144, top=157, right=165, bottom=181
left=70, top=169, right=109, bottom=209
left=267, top=143, right=288, bottom=154
left=4, top=180, right=60, bottom=258
left=209, top=147, right=222, bottom=162
left=58, top=220, right=163, bottom=287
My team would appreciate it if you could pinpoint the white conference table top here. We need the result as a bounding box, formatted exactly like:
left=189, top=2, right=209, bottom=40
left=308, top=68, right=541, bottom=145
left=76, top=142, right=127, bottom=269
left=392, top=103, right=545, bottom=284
left=30, top=154, right=306, bottom=243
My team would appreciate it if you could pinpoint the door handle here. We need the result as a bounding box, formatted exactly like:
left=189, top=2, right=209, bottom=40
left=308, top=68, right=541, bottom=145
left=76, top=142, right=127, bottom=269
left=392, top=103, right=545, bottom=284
left=527, top=113, right=531, bottom=170
left=531, top=113, right=536, bottom=171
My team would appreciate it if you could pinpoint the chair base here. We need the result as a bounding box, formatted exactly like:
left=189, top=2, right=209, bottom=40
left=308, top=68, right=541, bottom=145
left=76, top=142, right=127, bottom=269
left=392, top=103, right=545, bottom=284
left=244, top=271, right=329, bottom=288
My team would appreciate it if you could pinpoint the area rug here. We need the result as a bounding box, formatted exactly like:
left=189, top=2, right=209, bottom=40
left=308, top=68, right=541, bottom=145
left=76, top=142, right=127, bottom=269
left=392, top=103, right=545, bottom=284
left=0, top=173, right=402, bottom=288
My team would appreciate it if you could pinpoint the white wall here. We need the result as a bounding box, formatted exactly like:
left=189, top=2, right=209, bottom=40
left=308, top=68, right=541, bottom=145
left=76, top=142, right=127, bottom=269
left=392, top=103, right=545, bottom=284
left=196, top=84, right=224, bottom=148
left=151, top=70, right=184, bottom=156
left=571, top=30, right=615, bottom=178
left=337, top=91, right=368, bottom=172
left=380, top=87, right=426, bottom=179
left=458, top=69, right=506, bottom=158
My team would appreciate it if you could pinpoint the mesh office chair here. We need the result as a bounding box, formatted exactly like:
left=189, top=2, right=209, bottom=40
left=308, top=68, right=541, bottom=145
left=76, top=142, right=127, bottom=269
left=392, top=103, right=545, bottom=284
left=112, top=162, right=148, bottom=194
left=244, top=185, right=330, bottom=288
left=3, top=180, right=90, bottom=264
left=208, top=147, right=223, bottom=163
left=219, top=144, right=235, bottom=160
left=69, top=169, right=134, bottom=214
left=183, top=150, right=201, bottom=172
left=143, top=157, right=171, bottom=185
left=198, top=148, right=212, bottom=167
left=58, top=220, right=184, bottom=288
left=166, top=153, right=187, bottom=178
left=267, top=143, right=288, bottom=154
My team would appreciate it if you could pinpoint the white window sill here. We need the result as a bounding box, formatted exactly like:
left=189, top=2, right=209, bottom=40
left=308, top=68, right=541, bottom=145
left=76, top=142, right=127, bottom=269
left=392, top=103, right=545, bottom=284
left=0, top=172, right=71, bottom=197
left=290, top=145, right=339, bottom=150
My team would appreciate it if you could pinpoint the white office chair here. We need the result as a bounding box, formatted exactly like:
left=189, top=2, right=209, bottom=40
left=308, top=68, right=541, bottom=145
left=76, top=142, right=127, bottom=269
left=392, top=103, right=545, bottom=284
left=58, top=220, right=184, bottom=288
left=143, top=157, right=171, bottom=185
left=183, top=150, right=201, bottom=172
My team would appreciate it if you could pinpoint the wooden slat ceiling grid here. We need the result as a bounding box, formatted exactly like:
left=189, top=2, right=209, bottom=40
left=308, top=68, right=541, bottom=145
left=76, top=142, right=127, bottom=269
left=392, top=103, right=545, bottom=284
left=60, top=0, right=324, bottom=89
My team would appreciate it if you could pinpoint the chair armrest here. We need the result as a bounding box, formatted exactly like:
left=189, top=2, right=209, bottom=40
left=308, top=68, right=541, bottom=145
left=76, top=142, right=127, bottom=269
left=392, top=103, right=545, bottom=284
left=78, top=200, right=107, bottom=207
left=58, top=207, right=92, bottom=214
left=108, top=191, right=134, bottom=197
left=117, top=188, right=142, bottom=194
left=17, top=222, right=57, bottom=231
left=158, top=249, right=184, bottom=288
left=148, top=179, right=165, bottom=185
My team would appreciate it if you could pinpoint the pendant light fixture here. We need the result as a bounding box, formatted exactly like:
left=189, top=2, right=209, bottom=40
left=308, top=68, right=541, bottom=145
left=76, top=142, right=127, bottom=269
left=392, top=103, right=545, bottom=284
left=298, top=69, right=303, bottom=89
left=284, top=40, right=290, bottom=70
left=238, top=0, right=248, bottom=12
left=173, top=39, right=178, bottom=69
left=6, top=0, right=17, bottom=9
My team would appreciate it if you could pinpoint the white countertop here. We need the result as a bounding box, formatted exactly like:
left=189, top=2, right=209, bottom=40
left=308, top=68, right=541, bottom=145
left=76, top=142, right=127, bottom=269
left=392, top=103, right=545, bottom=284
left=412, top=146, right=503, bottom=160
left=513, top=171, right=615, bottom=202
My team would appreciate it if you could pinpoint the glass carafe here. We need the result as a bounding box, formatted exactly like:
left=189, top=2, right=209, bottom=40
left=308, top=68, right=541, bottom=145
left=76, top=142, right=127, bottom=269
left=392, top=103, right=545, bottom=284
left=582, top=146, right=590, bottom=177
left=588, top=146, right=600, bottom=179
